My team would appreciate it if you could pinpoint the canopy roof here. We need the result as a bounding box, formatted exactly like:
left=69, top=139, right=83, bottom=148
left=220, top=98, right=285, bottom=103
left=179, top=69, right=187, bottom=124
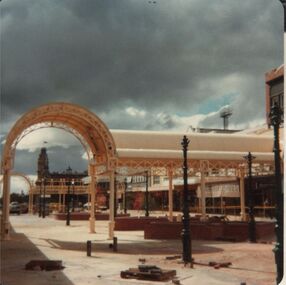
left=110, top=129, right=275, bottom=163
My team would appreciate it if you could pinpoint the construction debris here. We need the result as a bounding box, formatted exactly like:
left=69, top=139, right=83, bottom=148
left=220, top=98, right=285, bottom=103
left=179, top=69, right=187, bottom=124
left=172, top=278, right=181, bottom=285
left=121, top=265, right=176, bottom=281
left=193, top=260, right=232, bottom=269
left=166, top=255, right=181, bottom=260
left=209, top=261, right=232, bottom=269
left=25, top=260, right=64, bottom=271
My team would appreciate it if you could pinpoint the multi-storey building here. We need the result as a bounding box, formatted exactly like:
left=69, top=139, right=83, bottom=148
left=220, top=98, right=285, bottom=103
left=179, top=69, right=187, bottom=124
left=265, top=64, right=284, bottom=126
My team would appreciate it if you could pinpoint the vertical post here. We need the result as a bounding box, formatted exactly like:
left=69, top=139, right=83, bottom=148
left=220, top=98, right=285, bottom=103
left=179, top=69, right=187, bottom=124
left=200, top=162, right=207, bottom=220
left=181, top=135, right=192, bottom=265
left=114, top=178, right=117, bottom=218
left=42, top=178, right=46, bottom=218
left=63, top=179, right=66, bottom=212
left=89, top=171, right=96, bottom=233
left=113, top=237, right=118, bottom=252
left=38, top=180, right=42, bottom=217
left=145, top=170, right=149, bottom=217
left=124, top=178, right=127, bottom=214
left=66, top=180, right=71, bottom=226
left=28, top=190, right=33, bottom=214
left=2, top=168, right=11, bottom=240
left=87, top=240, right=92, bottom=256
left=58, top=190, right=61, bottom=212
left=63, top=194, right=66, bottom=209
left=168, top=168, right=173, bottom=222
left=109, top=170, right=115, bottom=239
left=72, top=179, right=75, bottom=212
left=239, top=167, right=246, bottom=221
left=243, top=152, right=256, bottom=243
left=269, top=102, right=283, bottom=284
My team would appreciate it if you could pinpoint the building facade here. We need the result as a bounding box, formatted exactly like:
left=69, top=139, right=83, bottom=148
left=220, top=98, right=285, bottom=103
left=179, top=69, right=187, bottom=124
left=265, top=64, right=284, bottom=127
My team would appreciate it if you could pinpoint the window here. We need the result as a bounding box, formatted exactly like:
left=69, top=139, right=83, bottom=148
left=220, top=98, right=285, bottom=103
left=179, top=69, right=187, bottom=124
left=153, top=175, right=160, bottom=184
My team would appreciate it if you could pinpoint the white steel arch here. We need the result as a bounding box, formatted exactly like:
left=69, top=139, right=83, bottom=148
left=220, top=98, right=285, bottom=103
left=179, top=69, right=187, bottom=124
left=1, top=102, right=117, bottom=240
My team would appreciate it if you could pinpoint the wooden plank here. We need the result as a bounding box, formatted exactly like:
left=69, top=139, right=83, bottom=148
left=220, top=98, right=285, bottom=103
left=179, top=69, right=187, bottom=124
left=121, top=266, right=176, bottom=281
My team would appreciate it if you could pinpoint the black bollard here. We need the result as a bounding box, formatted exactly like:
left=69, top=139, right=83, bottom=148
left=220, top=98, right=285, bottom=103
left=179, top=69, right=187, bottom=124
left=113, top=237, right=118, bottom=252
left=87, top=240, right=92, bottom=256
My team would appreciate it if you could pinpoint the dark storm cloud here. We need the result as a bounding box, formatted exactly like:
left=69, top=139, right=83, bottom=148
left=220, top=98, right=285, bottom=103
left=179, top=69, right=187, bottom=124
left=1, top=0, right=283, bottom=178
left=1, top=0, right=283, bottom=133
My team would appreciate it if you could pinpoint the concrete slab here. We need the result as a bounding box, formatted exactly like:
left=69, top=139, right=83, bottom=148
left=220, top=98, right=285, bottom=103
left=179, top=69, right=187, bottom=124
left=1, top=214, right=276, bottom=285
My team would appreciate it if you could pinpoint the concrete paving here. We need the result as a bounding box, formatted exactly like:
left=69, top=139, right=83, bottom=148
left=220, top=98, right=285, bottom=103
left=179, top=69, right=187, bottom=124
left=1, top=214, right=277, bottom=285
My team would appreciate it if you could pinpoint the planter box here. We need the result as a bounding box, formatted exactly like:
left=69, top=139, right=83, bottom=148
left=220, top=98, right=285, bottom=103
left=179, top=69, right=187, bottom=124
left=114, top=216, right=168, bottom=231
left=144, top=220, right=275, bottom=241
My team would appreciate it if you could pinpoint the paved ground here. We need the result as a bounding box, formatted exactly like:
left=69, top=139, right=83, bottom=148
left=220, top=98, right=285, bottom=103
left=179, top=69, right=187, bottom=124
left=1, top=214, right=277, bottom=285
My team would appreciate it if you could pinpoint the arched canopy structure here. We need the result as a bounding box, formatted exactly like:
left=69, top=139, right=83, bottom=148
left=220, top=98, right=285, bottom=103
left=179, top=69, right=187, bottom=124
left=1, top=102, right=117, bottom=240
left=0, top=172, right=35, bottom=214
left=1, top=102, right=277, bottom=240
left=2, top=102, right=116, bottom=169
left=111, top=129, right=275, bottom=172
left=0, top=172, right=34, bottom=191
left=111, top=129, right=276, bottom=223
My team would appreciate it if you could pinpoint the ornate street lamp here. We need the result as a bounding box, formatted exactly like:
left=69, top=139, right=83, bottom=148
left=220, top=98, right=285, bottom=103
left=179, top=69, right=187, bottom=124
left=145, top=170, right=149, bottom=217
left=38, top=180, right=42, bottom=217
left=42, top=178, right=46, bottom=219
left=71, top=179, right=75, bottom=212
left=66, top=180, right=71, bottom=226
left=124, top=178, right=127, bottom=214
left=269, top=102, right=283, bottom=284
left=181, top=135, right=192, bottom=264
left=243, top=152, right=256, bottom=243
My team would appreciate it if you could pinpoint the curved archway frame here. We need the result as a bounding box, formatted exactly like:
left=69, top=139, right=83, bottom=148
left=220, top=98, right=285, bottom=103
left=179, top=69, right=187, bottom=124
left=0, top=172, right=35, bottom=214
left=1, top=102, right=117, bottom=240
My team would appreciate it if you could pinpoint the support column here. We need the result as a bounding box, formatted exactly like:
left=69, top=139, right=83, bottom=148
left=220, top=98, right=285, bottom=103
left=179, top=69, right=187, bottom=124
left=28, top=190, right=33, bottom=214
left=89, top=165, right=96, bottom=233
left=59, top=179, right=63, bottom=212
left=88, top=192, right=91, bottom=204
left=168, top=168, right=173, bottom=222
left=198, top=193, right=202, bottom=212
left=2, top=168, right=11, bottom=240
left=62, top=179, right=66, bottom=213
left=200, top=161, right=208, bottom=221
left=239, top=167, right=246, bottom=221
left=108, top=170, right=115, bottom=239
left=58, top=192, right=61, bottom=211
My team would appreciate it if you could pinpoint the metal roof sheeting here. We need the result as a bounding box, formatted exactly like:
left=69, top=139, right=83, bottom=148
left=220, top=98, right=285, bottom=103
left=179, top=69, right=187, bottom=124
left=110, top=130, right=275, bottom=162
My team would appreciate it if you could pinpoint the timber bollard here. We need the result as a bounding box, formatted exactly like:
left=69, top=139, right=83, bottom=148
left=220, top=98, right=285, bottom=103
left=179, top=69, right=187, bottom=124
left=113, top=237, right=118, bottom=252
left=87, top=240, right=92, bottom=256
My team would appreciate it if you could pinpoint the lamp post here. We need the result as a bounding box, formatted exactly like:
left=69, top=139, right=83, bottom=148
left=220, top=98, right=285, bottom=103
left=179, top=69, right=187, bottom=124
left=66, top=180, right=71, bottom=226
left=181, top=135, right=192, bottom=264
left=42, top=178, right=46, bottom=219
left=269, top=102, right=283, bottom=284
left=38, top=180, right=42, bottom=217
left=145, top=170, right=149, bottom=217
left=243, top=152, right=256, bottom=243
left=72, top=179, right=75, bottom=212
left=124, top=178, right=127, bottom=214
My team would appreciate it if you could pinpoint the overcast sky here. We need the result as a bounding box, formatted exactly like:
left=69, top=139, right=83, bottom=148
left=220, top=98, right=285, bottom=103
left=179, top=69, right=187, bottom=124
left=0, top=0, right=284, bottom=191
